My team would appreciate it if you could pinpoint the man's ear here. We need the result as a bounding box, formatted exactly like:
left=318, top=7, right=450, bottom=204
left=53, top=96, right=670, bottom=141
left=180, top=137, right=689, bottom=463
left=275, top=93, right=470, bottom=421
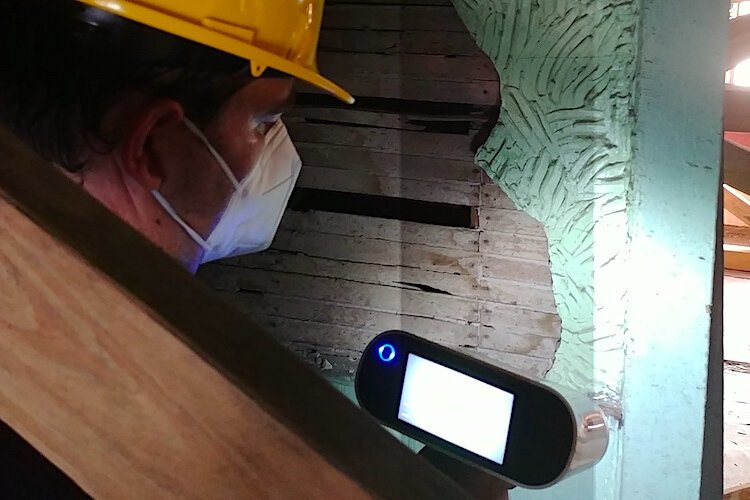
left=119, top=99, right=185, bottom=191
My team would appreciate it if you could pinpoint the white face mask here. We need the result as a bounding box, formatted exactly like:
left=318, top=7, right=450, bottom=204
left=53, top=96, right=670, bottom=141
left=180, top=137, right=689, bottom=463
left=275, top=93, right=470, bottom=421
left=152, top=119, right=302, bottom=264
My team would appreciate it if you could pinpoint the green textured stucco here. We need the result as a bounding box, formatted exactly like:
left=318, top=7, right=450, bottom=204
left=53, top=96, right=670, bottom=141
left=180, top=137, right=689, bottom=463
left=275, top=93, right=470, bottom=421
left=450, top=1, right=723, bottom=499
left=451, top=0, right=639, bottom=400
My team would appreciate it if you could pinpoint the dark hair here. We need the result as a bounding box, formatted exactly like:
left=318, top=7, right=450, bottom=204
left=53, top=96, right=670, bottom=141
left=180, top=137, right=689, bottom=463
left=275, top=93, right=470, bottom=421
left=0, top=0, right=251, bottom=171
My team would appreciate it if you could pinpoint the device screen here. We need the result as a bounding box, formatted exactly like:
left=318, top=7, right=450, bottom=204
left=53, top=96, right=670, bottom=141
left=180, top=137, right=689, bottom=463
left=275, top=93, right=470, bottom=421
left=397, top=353, right=515, bottom=465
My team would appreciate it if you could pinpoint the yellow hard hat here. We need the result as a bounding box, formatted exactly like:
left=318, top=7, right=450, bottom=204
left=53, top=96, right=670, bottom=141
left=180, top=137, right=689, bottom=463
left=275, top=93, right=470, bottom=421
left=75, top=0, right=354, bottom=104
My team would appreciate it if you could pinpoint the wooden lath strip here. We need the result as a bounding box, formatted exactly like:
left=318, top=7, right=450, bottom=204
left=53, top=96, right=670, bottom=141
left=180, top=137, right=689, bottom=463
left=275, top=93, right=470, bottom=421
left=726, top=248, right=750, bottom=273
left=0, top=126, right=471, bottom=499
left=724, top=185, right=750, bottom=226
left=726, top=225, right=750, bottom=246
left=725, top=139, right=750, bottom=196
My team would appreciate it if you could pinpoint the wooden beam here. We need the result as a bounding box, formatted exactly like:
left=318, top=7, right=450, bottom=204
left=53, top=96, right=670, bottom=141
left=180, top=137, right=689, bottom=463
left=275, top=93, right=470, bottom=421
left=725, top=225, right=750, bottom=246
left=724, top=88, right=750, bottom=132
left=724, top=185, right=750, bottom=226
left=724, top=139, right=750, bottom=196
left=726, top=248, right=750, bottom=273
left=0, top=126, right=471, bottom=499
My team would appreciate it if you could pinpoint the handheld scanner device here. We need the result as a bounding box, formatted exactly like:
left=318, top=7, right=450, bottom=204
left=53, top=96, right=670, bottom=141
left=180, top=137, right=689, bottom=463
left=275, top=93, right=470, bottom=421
left=355, top=331, right=609, bottom=488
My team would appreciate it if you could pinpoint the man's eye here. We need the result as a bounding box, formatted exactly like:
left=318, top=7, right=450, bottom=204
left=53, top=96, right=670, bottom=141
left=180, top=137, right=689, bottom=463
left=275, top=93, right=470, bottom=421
left=248, top=114, right=282, bottom=131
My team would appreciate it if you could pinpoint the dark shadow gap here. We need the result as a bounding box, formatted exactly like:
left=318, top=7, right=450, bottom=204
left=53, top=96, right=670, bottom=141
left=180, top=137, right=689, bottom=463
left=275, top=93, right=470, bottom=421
left=288, top=188, right=478, bottom=229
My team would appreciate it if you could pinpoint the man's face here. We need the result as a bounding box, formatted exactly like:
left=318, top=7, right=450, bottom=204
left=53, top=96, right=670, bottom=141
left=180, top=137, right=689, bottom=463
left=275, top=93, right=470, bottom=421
left=77, top=75, right=296, bottom=271
left=157, top=76, right=296, bottom=236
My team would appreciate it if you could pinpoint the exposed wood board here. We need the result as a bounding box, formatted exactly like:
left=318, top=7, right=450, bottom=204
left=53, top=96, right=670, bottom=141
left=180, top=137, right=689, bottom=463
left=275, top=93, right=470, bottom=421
left=319, top=29, right=482, bottom=56
left=476, top=277, right=559, bottom=314
left=287, top=106, right=486, bottom=131
left=725, top=88, right=750, bottom=132
left=726, top=249, right=750, bottom=273
left=297, top=76, right=500, bottom=106
left=201, top=267, right=481, bottom=324
left=277, top=210, right=480, bottom=252
left=478, top=327, right=560, bottom=359
left=726, top=210, right=748, bottom=227
left=725, top=139, right=750, bottom=196
left=726, top=225, right=750, bottom=246
left=223, top=293, right=480, bottom=347
left=725, top=132, right=750, bottom=148
left=481, top=254, right=554, bottom=286
left=322, top=5, right=470, bottom=32
left=204, top=276, right=559, bottom=376
left=481, top=182, right=518, bottom=210
left=257, top=317, right=469, bottom=354
left=0, top=127, right=471, bottom=500
left=270, top=228, right=481, bottom=276
left=254, top=314, right=558, bottom=367
left=288, top=122, right=475, bottom=161
left=319, top=52, right=498, bottom=83
left=480, top=302, right=562, bottom=339
left=726, top=269, right=750, bottom=279
left=288, top=340, right=560, bottom=383
left=297, top=166, right=480, bottom=206
left=458, top=347, right=553, bottom=379
left=479, top=207, right=546, bottom=236
left=214, top=252, right=556, bottom=312
left=480, top=231, right=551, bottom=262
left=217, top=252, right=483, bottom=300
left=295, top=143, right=481, bottom=182
left=725, top=185, right=750, bottom=226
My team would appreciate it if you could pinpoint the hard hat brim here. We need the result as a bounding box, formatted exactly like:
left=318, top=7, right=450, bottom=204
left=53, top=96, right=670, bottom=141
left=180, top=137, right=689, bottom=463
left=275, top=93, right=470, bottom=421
left=79, top=0, right=355, bottom=104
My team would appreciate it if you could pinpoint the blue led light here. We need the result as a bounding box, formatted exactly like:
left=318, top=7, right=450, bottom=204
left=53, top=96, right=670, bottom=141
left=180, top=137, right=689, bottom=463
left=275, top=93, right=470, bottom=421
left=378, top=343, right=396, bottom=362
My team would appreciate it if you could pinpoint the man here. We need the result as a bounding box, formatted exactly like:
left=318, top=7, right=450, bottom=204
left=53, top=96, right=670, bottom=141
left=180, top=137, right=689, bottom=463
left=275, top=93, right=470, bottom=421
left=0, top=1, right=511, bottom=498
left=0, top=0, right=352, bottom=272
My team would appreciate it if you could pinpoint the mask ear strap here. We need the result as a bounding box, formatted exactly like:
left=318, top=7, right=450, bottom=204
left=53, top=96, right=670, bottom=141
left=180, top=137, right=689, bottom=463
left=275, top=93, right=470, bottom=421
left=184, top=119, right=242, bottom=190
left=152, top=190, right=212, bottom=252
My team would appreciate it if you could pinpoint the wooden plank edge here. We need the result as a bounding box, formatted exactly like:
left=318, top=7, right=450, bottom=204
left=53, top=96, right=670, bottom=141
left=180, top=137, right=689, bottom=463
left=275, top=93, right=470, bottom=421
left=726, top=248, right=750, bottom=272
left=725, top=482, right=750, bottom=499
